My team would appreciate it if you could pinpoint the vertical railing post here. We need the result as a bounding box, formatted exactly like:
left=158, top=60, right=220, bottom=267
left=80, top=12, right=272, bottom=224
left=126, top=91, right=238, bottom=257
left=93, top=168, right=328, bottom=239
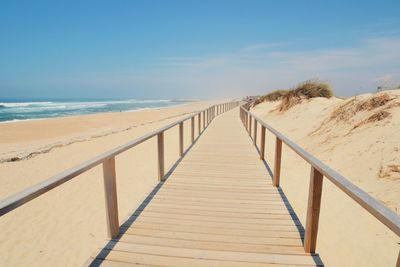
left=198, top=113, right=201, bottom=135
left=253, top=119, right=257, bottom=145
left=191, top=117, right=194, bottom=143
left=246, top=114, right=249, bottom=132
left=248, top=114, right=252, bottom=135
left=102, top=157, right=119, bottom=239
left=203, top=111, right=205, bottom=129
left=273, top=137, right=282, bottom=187
left=260, top=125, right=266, bottom=160
left=157, top=132, right=165, bottom=181
left=304, top=166, right=323, bottom=253
left=179, top=122, right=183, bottom=156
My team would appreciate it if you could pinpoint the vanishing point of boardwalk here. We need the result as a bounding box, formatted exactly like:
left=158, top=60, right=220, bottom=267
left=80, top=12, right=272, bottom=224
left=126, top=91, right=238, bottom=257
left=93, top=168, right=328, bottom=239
left=87, top=108, right=323, bottom=266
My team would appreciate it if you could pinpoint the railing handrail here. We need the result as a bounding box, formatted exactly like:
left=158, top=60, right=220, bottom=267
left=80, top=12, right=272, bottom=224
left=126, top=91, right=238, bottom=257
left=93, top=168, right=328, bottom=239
left=240, top=104, right=400, bottom=250
left=0, top=101, right=239, bottom=218
left=240, top=105, right=400, bottom=236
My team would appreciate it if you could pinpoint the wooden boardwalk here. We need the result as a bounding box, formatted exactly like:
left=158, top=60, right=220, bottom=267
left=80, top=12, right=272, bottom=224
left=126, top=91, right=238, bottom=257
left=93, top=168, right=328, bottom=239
left=87, top=108, right=323, bottom=266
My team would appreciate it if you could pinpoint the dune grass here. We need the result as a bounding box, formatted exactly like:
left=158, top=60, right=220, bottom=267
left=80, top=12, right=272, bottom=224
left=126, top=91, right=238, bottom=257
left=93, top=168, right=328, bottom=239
left=254, top=80, right=334, bottom=111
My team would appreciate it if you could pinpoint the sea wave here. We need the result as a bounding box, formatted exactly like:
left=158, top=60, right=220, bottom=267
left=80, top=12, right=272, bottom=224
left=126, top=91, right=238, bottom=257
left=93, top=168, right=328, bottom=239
left=0, top=101, right=53, bottom=108
left=0, top=98, right=190, bottom=122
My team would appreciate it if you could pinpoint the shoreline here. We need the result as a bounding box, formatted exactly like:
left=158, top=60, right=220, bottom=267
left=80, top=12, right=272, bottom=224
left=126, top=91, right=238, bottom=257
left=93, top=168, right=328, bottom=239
left=0, top=100, right=197, bottom=124
left=0, top=100, right=213, bottom=163
left=0, top=106, right=198, bottom=163
left=0, top=100, right=220, bottom=267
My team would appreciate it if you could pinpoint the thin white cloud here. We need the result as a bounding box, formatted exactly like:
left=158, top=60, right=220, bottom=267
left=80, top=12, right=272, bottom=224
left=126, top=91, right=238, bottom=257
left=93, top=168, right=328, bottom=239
left=143, top=37, right=400, bottom=97
left=18, top=37, right=399, bottom=98
left=242, top=42, right=290, bottom=52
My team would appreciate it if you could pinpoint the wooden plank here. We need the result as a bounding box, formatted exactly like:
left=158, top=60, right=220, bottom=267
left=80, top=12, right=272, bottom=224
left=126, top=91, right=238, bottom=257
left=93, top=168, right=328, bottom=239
left=253, top=119, right=257, bottom=145
left=179, top=122, right=184, bottom=156
left=157, top=132, right=164, bottom=181
left=191, top=116, right=195, bottom=143
left=274, top=137, right=282, bottom=187
left=139, top=202, right=293, bottom=215
left=130, top=215, right=301, bottom=232
left=203, top=111, right=205, bottom=129
left=134, top=212, right=300, bottom=226
left=136, top=207, right=294, bottom=220
left=102, top=242, right=323, bottom=266
left=198, top=113, right=201, bottom=135
left=124, top=221, right=303, bottom=239
left=123, top=221, right=303, bottom=239
left=117, top=234, right=306, bottom=254
left=260, top=125, right=266, bottom=160
left=94, top=250, right=318, bottom=267
left=304, top=167, right=323, bottom=253
left=248, top=114, right=252, bottom=135
left=102, top=157, right=119, bottom=238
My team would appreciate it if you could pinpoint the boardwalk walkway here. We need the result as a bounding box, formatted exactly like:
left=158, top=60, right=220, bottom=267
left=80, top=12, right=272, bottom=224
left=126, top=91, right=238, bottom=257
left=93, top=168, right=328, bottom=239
left=87, top=108, right=323, bottom=266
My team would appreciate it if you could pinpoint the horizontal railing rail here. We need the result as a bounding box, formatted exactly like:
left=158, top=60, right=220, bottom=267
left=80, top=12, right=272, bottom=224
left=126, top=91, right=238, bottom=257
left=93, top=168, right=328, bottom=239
left=0, top=101, right=240, bottom=239
left=240, top=104, right=400, bottom=264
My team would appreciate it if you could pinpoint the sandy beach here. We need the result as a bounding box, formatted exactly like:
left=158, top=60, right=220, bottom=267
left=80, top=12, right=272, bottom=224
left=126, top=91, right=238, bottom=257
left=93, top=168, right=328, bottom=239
left=1, top=93, right=399, bottom=267
left=251, top=90, right=400, bottom=267
left=0, top=101, right=217, bottom=267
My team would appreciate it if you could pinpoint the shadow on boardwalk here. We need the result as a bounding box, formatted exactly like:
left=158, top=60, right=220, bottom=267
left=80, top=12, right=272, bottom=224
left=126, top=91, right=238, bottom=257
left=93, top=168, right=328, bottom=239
left=88, top=133, right=201, bottom=267
left=89, top=119, right=323, bottom=267
left=254, top=144, right=323, bottom=266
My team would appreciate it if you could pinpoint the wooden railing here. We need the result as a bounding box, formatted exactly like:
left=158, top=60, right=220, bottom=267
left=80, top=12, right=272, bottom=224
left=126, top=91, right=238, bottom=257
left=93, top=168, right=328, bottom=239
left=0, top=101, right=239, bottom=239
left=240, top=104, right=400, bottom=264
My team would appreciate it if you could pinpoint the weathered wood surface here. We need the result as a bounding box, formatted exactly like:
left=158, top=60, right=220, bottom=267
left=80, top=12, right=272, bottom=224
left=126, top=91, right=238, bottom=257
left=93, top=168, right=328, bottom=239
left=242, top=108, right=400, bottom=238
left=87, top=108, right=323, bottom=266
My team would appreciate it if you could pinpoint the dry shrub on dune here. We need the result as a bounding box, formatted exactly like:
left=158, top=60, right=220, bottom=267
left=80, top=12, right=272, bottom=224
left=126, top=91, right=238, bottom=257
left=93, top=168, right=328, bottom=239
left=353, top=110, right=391, bottom=129
left=253, top=80, right=333, bottom=110
left=253, top=90, right=288, bottom=106
left=310, top=92, right=398, bottom=136
left=278, top=80, right=333, bottom=111
left=331, top=93, right=394, bottom=123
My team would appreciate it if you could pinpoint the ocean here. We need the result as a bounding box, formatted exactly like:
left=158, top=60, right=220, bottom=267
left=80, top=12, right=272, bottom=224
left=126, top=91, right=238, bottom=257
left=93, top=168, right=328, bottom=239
left=0, top=98, right=193, bottom=123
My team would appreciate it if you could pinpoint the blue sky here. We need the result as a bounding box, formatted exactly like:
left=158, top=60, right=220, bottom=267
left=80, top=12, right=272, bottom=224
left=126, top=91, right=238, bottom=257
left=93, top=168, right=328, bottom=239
left=1, top=1, right=400, bottom=99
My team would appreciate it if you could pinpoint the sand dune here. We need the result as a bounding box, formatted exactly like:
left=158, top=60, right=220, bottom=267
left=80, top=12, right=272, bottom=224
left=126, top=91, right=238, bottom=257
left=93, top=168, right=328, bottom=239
left=251, top=90, right=400, bottom=266
left=0, top=101, right=216, bottom=267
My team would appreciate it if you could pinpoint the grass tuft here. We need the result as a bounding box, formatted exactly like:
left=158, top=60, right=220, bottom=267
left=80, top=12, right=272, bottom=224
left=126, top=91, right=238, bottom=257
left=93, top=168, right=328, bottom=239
left=253, top=80, right=333, bottom=111
left=279, top=80, right=333, bottom=111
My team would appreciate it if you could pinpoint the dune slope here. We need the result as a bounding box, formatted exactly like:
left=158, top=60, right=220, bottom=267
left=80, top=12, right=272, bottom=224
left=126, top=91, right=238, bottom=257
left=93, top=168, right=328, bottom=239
left=251, top=90, right=400, bottom=266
